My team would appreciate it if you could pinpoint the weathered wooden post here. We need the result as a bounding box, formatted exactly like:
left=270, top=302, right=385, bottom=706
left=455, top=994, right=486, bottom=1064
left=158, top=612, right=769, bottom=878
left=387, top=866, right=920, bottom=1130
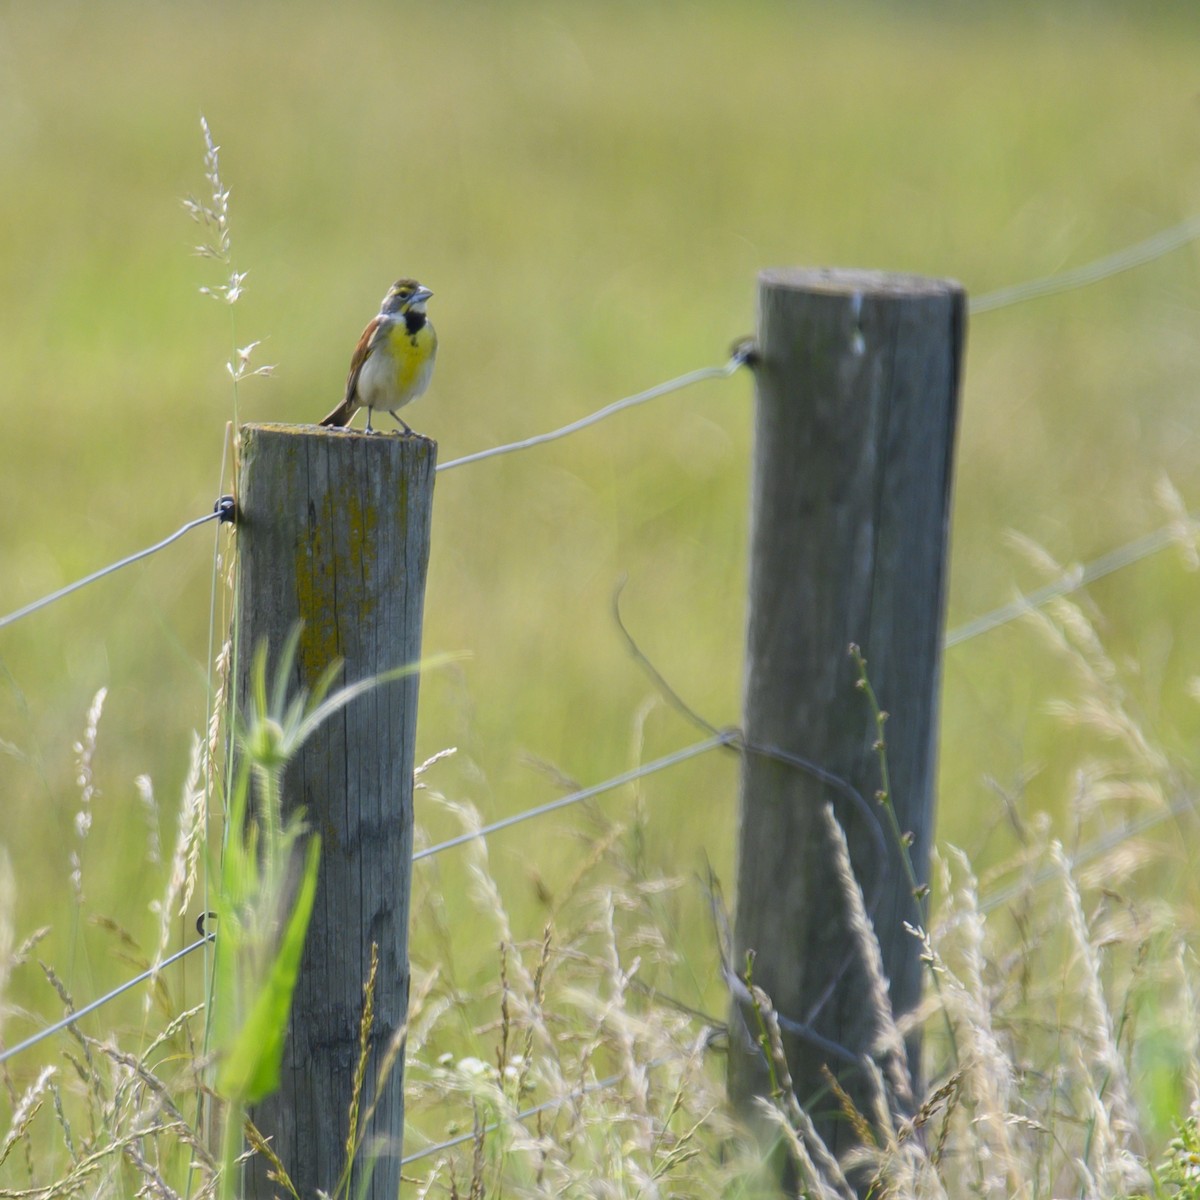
left=234, top=424, right=436, bottom=1198
left=728, top=270, right=965, bottom=1164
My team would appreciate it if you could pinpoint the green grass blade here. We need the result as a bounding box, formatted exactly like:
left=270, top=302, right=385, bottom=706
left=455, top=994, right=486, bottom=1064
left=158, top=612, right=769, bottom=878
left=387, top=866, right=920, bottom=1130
left=217, top=834, right=322, bottom=1104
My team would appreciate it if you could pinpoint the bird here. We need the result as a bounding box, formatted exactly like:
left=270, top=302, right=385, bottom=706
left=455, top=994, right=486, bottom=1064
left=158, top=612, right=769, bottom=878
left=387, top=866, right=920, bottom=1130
left=320, top=278, right=437, bottom=434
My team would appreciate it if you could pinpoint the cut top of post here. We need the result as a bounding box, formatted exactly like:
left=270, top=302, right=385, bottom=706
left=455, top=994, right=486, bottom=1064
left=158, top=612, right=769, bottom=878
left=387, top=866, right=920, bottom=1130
left=759, top=266, right=963, bottom=299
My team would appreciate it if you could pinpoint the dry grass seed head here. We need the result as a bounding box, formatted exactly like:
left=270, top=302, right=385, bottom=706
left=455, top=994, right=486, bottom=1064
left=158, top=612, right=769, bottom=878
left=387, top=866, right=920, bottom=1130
left=0, top=1064, right=56, bottom=1171
left=1051, top=843, right=1146, bottom=1175
left=925, top=847, right=1024, bottom=1196
left=1017, top=570, right=1170, bottom=780
left=147, top=731, right=207, bottom=1012
left=68, top=687, right=108, bottom=905
left=752, top=1096, right=853, bottom=1200
left=244, top=1114, right=300, bottom=1199
left=818, top=801, right=915, bottom=1115
left=1154, top=473, right=1200, bottom=570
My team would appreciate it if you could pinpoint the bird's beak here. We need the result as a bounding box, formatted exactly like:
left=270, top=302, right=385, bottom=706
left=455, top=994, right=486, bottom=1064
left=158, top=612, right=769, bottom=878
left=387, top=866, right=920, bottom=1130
left=413, top=285, right=433, bottom=306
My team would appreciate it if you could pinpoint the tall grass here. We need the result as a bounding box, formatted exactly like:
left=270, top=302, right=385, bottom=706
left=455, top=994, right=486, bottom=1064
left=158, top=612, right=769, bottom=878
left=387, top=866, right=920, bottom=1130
left=2, top=562, right=1199, bottom=1196
left=395, top=572, right=1200, bottom=1200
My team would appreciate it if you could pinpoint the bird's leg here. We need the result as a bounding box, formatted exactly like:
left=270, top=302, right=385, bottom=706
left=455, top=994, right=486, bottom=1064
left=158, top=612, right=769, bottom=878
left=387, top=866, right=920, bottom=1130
left=388, top=410, right=413, bottom=436
left=365, top=408, right=375, bottom=434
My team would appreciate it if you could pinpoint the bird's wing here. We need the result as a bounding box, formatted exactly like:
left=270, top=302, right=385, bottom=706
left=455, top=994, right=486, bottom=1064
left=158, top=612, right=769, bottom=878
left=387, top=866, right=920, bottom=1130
left=345, top=315, right=390, bottom=403
left=320, top=314, right=387, bottom=426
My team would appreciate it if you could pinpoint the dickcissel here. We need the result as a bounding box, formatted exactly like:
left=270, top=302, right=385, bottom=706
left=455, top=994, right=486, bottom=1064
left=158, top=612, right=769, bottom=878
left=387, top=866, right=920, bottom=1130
left=320, top=278, right=437, bottom=434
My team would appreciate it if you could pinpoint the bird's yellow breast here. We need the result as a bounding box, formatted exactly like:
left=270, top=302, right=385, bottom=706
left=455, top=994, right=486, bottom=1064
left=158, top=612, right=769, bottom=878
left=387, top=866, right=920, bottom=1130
left=386, top=320, right=437, bottom=390
left=358, top=318, right=437, bottom=410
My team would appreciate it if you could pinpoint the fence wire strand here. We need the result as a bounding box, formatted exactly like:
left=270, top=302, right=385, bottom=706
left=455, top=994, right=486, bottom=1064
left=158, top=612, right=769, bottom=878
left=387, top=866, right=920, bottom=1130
left=0, top=501, right=233, bottom=632
left=436, top=353, right=749, bottom=473
left=0, top=934, right=212, bottom=1067
left=414, top=732, right=735, bottom=860
left=969, top=211, right=1200, bottom=314
left=945, top=516, right=1195, bottom=648
left=0, top=356, right=749, bottom=631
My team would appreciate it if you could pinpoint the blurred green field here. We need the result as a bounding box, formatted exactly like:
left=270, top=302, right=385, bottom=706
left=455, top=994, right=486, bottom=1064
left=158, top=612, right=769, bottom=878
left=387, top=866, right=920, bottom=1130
left=3, top=0, right=1200, bottom=1143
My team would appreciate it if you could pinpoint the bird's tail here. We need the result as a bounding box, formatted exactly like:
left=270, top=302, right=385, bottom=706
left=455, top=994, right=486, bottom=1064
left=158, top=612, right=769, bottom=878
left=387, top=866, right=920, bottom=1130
left=319, top=397, right=357, bottom=427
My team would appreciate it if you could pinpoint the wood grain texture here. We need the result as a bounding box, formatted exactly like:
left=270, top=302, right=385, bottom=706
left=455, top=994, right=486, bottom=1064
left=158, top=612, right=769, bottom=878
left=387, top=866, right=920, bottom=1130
left=728, top=270, right=965, bottom=1165
left=234, top=424, right=437, bottom=1198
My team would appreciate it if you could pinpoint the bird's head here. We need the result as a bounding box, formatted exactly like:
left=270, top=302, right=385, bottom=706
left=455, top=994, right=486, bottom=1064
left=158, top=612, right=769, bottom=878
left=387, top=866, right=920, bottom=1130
left=381, top=279, right=433, bottom=316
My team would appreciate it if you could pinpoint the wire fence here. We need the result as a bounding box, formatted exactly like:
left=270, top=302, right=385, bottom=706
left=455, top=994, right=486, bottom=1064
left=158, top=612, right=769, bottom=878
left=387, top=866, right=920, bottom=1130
left=0, top=498, right=235, bottom=632
left=2, top=213, right=1198, bottom=1085
left=4, top=210, right=1199, bottom=633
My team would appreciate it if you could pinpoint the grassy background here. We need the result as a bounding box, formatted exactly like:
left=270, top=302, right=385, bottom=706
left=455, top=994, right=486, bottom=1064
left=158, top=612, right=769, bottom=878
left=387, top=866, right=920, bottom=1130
left=3, top=0, right=1200, bottom=1162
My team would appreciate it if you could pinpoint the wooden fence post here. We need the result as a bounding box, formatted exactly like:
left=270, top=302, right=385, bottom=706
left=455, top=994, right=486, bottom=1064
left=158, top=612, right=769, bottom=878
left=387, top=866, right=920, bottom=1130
left=233, top=424, right=437, bottom=1198
left=728, top=270, right=965, bottom=1165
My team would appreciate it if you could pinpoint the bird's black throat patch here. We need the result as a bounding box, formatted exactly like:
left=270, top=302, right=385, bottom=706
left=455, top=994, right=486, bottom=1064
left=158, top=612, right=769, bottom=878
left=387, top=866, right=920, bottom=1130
left=404, top=310, right=427, bottom=336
